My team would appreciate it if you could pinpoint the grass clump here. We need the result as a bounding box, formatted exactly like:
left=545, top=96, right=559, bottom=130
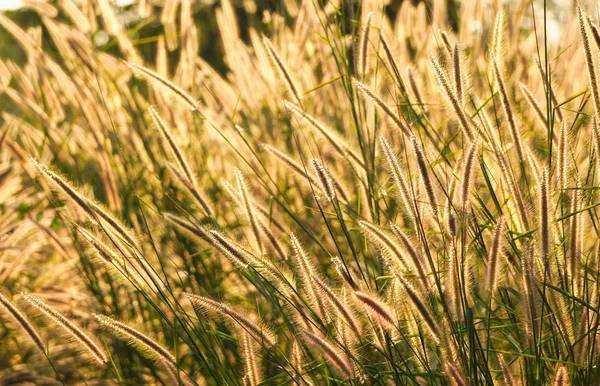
left=1, top=1, right=600, bottom=385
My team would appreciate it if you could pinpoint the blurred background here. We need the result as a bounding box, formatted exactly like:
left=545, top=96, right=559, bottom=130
left=0, top=0, right=580, bottom=73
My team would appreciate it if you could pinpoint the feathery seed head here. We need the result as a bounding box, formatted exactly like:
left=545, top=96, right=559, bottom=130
left=23, top=294, right=107, bottom=365
left=430, top=56, right=475, bottom=140
left=185, top=293, right=277, bottom=346
left=353, top=78, right=410, bottom=135
left=311, top=159, right=337, bottom=202
left=301, top=331, right=354, bottom=378
left=553, top=365, right=569, bottom=386
left=395, top=274, right=441, bottom=344
left=125, top=60, right=199, bottom=111
left=486, top=216, right=505, bottom=294
left=460, top=142, right=478, bottom=206
left=0, top=293, right=45, bottom=354
left=95, top=314, right=176, bottom=363
left=332, top=257, right=358, bottom=290
left=234, top=168, right=264, bottom=255
left=262, top=36, right=302, bottom=104
left=356, top=12, right=373, bottom=79
left=579, top=7, right=600, bottom=117
left=410, top=135, right=439, bottom=217
left=353, top=291, right=396, bottom=329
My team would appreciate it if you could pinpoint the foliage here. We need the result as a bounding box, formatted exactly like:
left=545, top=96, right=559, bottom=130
left=0, top=0, right=597, bottom=385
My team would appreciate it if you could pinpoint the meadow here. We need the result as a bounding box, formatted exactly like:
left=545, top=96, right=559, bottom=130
left=0, top=0, right=598, bottom=384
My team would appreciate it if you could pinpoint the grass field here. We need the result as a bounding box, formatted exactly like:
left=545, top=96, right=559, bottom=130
left=0, top=0, right=599, bottom=384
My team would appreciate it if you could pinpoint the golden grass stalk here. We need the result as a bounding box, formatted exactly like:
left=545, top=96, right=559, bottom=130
left=209, top=230, right=256, bottom=268
left=332, top=256, right=359, bottom=290
left=352, top=78, right=410, bottom=135
left=521, top=245, right=538, bottom=343
left=301, top=331, right=354, bottom=378
left=241, top=332, right=261, bottom=386
left=263, top=143, right=317, bottom=184
left=380, top=136, right=416, bottom=223
left=164, top=213, right=212, bottom=243
left=439, top=30, right=452, bottom=54
left=256, top=217, right=286, bottom=261
left=579, top=7, right=600, bottom=117
left=410, top=135, right=439, bottom=217
left=588, top=16, right=600, bottom=50
left=446, top=211, right=457, bottom=237
left=498, top=354, right=518, bottom=386
left=221, top=180, right=285, bottom=233
left=220, top=180, right=285, bottom=260
left=406, top=66, right=425, bottom=109
left=406, top=66, right=425, bottom=108
left=59, top=0, right=91, bottom=33
left=593, top=116, right=600, bottom=160
left=353, top=291, right=396, bottom=330
left=445, top=170, right=458, bottom=236
left=78, top=228, right=147, bottom=290
left=547, top=287, right=575, bottom=352
left=486, top=216, right=505, bottom=295
left=312, top=276, right=362, bottom=337
left=534, top=56, right=563, bottom=122
left=31, top=156, right=91, bottom=213
left=463, top=251, right=474, bottom=309
left=166, top=162, right=213, bottom=216
left=553, top=365, right=569, bottom=386
left=97, top=0, right=140, bottom=62
left=234, top=168, right=264, bottom=255
left=262, top=35, right=302, bottom=105
left=23, top=0, right=58, bottom=17
left=359, top=220, right=410, bottom=269
left=284, top=101, right=365, bottom=169
left=125, top=60, right=198, bottom=111
left=31, top=158, right=140, bottom=249
left=289, top=233, right=329, bottom=322
left=445, top=362, right=467, bottom=386
left=23, top=294, right=107, bottom=365
left=519, top=82, right=548, bottom=127
left=395, top=274, right=440, bottom=344
left=497, top=155, right=530, bottom=231
left=452, top=42, right=465, bottom=105
left=361, top=220, right=430, bottom=290
left=389, top=223, right=431, bottom=287
left=149, top=106, right=212, bottom=214
left=95, top=314, right=176, bottom=363
left=311, top=159, right=337, bottom=202
left=476, top=101, right=503, bottom=151
left=567, top=186, right=581, bottom=296
left=356, top=12, right=373, bottom=79
left=96, top=314, right=192, bottom=385
left=491, top=54, right=525, bottom=163
left=430, top=57, right=475, bottom=140
left=161, top=0, right=179, bottom=50
left=0, top=293, right=45, bottom=354
left=446, top=239, right=460, bottom=318
left=162, top=356, right=191, bottom=386
left=575, top=289, right=592, bottom=363
left=557, top=121, right=569, bottom=194
left=0, top=12, right=40, bottom=57
left=264, top=145, right=349, bottom=201
left=525, top=147, right=543, bottom=186
left=491, top=10, right=504, bottom=62
left=290, top=340, right=311, bottom=385
left=379, top=34, right=407, bottom=94
left=185, top=293, right=277, bottom=346
left=460, top=142, right=478, bottom=206
left=540, top=168, right=550, bottom=260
